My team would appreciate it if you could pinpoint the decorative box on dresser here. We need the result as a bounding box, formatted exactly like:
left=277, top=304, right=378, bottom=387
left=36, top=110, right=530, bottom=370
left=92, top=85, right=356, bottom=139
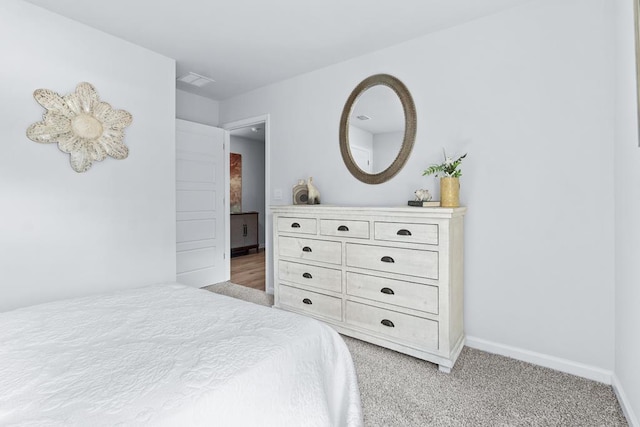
left=271, top=205, right=466, bottom=373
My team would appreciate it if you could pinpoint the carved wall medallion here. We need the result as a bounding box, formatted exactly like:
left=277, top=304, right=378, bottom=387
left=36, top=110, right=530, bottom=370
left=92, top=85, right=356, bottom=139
left=26, top=82, right=132, bottom=173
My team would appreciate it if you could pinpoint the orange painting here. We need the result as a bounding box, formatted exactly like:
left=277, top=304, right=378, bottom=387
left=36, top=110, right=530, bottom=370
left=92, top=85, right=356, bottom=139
left=230, top=153, right=242, bottom=213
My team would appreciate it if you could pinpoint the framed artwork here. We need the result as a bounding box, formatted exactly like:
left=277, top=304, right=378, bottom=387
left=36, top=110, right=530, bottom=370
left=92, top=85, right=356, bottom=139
left=230, top=153, right=242, bottom=213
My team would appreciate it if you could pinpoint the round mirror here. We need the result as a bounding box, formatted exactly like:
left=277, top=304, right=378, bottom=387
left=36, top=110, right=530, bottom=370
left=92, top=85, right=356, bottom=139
left=339, top=74, right=416, bottom=184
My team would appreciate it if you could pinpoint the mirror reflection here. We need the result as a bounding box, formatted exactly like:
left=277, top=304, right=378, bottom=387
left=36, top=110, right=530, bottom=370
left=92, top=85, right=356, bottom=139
left=348, top=85, right=405, bottom=174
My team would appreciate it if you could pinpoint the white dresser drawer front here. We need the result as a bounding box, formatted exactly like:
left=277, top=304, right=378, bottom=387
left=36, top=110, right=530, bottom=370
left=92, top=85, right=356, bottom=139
left=346, top=243, right=438, bottom=279
left=345, top=301, right=438, bottom=350
left=279, top=260, right=342, bottom=293
left=374, top=222, right=439, bottom=245
left=279, top=285, right=342, bottom=321
left=320, top=219, right=370, bottom=239
left=277, top=217, right=317, bottom=235
left=279, top=236, right=342, bottom=265
left=346, top=272, right=438, bottom=314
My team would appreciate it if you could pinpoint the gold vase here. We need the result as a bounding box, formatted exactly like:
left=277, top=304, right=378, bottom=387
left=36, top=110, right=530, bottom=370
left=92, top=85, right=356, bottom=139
left=440, top=177, right=460, bottom=207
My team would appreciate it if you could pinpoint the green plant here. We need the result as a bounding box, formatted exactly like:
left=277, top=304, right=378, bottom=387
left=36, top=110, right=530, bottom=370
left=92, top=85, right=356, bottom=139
left=422, top=150, right=467, bottom=178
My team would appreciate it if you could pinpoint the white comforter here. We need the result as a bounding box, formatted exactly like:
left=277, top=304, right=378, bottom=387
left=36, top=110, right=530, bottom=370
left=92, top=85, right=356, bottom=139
left=0, top=283, right=362, bottom=426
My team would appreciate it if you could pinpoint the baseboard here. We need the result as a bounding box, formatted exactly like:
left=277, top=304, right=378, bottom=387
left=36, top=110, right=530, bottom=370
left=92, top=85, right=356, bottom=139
left=612, top=374, right=640, bottom=427
left=465, top=336, right=613, bottom=384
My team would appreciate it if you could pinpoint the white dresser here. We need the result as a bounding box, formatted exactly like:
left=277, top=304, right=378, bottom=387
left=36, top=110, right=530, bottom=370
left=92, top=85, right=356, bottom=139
left=271, top=205, right=466, bottom=372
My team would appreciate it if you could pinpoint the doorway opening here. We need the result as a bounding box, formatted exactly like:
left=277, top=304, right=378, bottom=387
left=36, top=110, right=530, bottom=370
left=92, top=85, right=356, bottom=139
left=227, top=120, right=267, bottom=291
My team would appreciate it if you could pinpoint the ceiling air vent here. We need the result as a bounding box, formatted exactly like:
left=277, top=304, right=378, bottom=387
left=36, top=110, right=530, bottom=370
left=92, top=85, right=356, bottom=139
left=177, top=72, right=215, bottom=87
left=356, top=115, right=371, bottom=121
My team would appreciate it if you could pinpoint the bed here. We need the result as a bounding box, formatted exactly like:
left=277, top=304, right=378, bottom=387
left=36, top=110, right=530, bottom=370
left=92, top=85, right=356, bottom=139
left=0, top=283, right=362, bottom=426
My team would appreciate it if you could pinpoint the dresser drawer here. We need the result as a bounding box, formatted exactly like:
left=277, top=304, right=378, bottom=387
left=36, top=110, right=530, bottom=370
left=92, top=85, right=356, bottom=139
left=279, top=260, right=342, bottom=293
left=374, top=222, right=438, bottom=245
left=279, top=285, right=342, bottom=321
left=277, top=217, right=317, bottom=235
left=279, top=236, right=342, bottom=265
left=346, top=243, right=438, bottom=279
left=345, top=301, right=438, bottom=350
left=320, top=219, right=370, bottom=239
left=346, top=272, right=438, bottom=314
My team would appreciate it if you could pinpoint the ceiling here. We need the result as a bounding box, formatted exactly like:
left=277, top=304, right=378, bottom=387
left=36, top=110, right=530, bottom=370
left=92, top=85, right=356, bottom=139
left=24, top=0, right=533, bottom=101
left=351, top=85, right=405, bottom=135
left=230, top=125, right=265, bottom=142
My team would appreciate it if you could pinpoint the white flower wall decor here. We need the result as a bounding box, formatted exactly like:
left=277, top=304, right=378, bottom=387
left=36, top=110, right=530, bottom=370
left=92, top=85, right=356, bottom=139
left=26, top=82, right=133, bottom=173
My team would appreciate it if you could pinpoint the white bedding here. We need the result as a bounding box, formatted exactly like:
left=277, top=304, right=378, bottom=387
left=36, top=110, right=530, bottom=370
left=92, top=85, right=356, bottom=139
left=0, top=283, right=362, bottom=426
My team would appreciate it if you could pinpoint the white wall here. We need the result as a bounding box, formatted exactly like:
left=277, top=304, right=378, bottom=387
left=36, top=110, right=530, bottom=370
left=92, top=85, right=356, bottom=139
left=0, top=1, right=176, bottom=311
left=614, top=0, right=640, bottom=424
left=221, top=0, right=616, bottom=373
left=348, top=125, right=374, bottom=151
left=373, top=131, right=404, bottom=172
left=176, top=89, right=220, bottom=127
left=230, top=135, right=266, bottom=247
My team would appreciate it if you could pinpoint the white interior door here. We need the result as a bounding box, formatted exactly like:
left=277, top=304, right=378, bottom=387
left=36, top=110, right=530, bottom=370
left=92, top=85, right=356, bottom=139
left=350, top=145, right=372, bottom=173
left=176, top=119, right=228, bottom=287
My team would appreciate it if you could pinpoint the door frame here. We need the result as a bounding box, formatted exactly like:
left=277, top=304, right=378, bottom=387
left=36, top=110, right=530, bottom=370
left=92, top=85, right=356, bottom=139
left=222, top=114, right=272, bottom=294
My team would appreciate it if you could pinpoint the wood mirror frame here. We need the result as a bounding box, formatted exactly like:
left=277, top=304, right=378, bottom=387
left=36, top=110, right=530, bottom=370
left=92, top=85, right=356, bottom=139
left=339, top=74, right=417, bottom=184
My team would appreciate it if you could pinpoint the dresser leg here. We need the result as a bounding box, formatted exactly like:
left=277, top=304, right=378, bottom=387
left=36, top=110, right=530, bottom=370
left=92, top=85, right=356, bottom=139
left=438, top=365, right=451, bottom=374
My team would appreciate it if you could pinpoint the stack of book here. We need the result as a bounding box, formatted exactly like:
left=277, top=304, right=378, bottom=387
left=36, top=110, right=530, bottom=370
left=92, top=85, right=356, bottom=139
left=408, top=200, right=441, bottom=207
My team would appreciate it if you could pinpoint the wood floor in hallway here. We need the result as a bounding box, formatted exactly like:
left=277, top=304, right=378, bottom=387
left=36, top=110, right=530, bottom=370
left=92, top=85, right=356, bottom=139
left=230, top=249, right=265, bottom=291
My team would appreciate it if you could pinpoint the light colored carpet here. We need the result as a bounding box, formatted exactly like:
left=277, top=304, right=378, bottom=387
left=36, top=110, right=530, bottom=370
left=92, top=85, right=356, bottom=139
left=203, top=281, right=627, bottom=426
left=203, top=281, right=274, bottom=306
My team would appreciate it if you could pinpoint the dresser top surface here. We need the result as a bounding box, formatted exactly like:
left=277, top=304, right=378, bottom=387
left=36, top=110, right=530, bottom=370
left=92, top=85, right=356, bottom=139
left=270, top=205, right=466, bottom=217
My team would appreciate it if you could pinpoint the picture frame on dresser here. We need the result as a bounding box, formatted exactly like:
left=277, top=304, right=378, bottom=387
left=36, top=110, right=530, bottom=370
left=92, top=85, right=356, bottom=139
left=271, top=205, right=466, bottom=373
